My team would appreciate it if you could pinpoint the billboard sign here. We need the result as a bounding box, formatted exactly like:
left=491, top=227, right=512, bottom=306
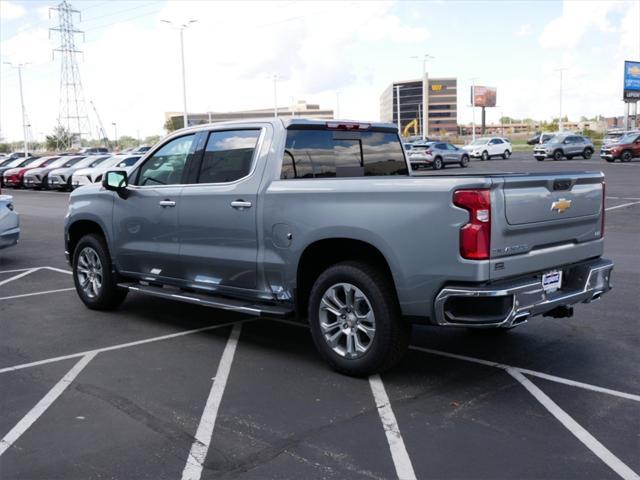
left=623, top=60, right=640, bottom=101
left=472, top=86, right=497, bottom=107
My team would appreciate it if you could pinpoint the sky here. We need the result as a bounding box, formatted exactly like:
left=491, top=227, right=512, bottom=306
left=0, top=0, right=639, bottom=142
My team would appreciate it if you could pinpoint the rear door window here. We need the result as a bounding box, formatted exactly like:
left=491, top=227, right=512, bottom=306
left=281, top=129, right=407, bottom=179
left=197, top=130, right=261, bottom=183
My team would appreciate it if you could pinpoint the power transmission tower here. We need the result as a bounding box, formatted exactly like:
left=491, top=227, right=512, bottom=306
left=50, top=0, right=91, bottom=149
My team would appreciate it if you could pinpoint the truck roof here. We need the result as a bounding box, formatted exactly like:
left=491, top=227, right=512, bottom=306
left=172, top=117, right=399, bottom=135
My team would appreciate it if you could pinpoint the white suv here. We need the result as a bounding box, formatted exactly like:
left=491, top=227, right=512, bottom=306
left=463, top=137, right=512, bottom=160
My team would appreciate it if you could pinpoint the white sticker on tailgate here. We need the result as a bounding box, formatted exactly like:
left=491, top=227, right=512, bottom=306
left=542, top=270, right=563, bottom=292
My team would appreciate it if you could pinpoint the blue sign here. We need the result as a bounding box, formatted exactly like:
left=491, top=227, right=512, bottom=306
left=624, top=60, right=640, bottom=91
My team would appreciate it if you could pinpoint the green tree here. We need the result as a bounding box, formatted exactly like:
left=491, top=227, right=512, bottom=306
left=164, top=117, right=183, bottom=133
left=45, top=126, right=74, bottom=151
left=143, top=135, right=161, bottom=146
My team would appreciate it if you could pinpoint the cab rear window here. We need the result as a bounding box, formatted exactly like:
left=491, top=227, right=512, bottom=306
left=281, top=129, right=407, bottom=179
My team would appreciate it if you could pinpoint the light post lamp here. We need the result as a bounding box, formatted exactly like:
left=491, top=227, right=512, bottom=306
left=395, top=85, right=403, bottom=134
left=411, top=54, right=434, bottom=140
left=469, top=77, right=479, bottom=141
left=161, top=19, right=197, bottom=129
left=111, top=122, right=118, bottom=150
left=555, top=67, right=567, bottom=132
left=273, top=74, right=278, bottom=118
left=4, top=62, right=30, bottom=158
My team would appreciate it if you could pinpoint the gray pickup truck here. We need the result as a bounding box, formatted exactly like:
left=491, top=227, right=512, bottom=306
left=64, top=118, right=613, bottom=375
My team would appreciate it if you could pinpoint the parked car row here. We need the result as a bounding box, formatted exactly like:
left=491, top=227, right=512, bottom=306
left=406, top=137, right=512, bottom=170
left=0, top=153, right=143, bottom=191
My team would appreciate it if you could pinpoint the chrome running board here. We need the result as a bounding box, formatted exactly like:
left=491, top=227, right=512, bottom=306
left=118, top=282, right=294, bottom=318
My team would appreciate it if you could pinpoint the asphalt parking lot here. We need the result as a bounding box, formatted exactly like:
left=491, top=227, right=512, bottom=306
left=1, top=153, right=639, bottom=479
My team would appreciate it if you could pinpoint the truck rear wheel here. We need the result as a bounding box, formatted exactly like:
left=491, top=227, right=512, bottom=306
left=308, top=261, right=410, bottom=376
left=72, top=234, right=128, bottom=310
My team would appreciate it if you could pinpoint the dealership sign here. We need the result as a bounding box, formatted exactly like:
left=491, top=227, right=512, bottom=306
left=623, top=60, right=640, bottom=101
left=471, top=86, right=497, bottom=107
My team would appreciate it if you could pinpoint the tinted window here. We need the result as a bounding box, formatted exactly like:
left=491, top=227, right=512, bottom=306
left=62, top=157, right=85, bottom=168
left=87, top=156, right=110, bottom=168
left=137, top=134, right=194, bottom=186
left=198, top=130, right=260, bottom=183
left=491, top=138, right=504, bottom=144
left=116, top=156, right=141, bottom=168
left=281, top=129, right=407, bottom=179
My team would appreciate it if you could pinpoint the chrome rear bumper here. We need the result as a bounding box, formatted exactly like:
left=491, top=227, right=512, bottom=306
left=434, top=258, right=613, bottom=328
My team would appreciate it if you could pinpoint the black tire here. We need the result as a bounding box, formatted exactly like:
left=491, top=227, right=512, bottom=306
left=583, top=148, right=593, bottom=159
left=553, top=150, right=563, bottom=161
left=308, top=261, right=411, bottom=376
left=566, top=155, right=573, bottom=160
left=432, top=157, right=443, bottom=170
left=536, top=157, right=545, bottom=161
left=72, top=234, right=127, bottom=310
left=481, top=151, right=489, bottom=161
left=621, top=151, right=633, bottom=162
left=460, top=155, right=469, bottom=168
left=605, top=157, right=616, bottom=163
left=502, top=150, right=511, bottom=159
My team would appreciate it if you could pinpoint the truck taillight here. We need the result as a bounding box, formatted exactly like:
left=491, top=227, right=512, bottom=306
left=425, top=149, right=433, bottom=155
left=601, top=181, right=605, bottom=237
left=453, top=189, right=491, bottom=260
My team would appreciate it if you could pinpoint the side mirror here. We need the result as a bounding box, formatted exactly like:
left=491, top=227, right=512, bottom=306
left=102, top=170, right=129, bottom=198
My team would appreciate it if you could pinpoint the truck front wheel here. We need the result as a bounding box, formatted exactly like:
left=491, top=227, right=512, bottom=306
left=72, top=234, right=128, bottom=310
left=308, top=261, right=410, bottom=376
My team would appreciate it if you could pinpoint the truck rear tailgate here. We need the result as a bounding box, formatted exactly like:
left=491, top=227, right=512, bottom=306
left=490, top=171, right=605, bottom=280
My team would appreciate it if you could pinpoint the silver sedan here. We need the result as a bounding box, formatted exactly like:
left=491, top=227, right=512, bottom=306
left=409, top=141, right=470, bottom=170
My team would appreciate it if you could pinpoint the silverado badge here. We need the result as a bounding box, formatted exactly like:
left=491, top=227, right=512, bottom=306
left=551, top=198, right=572, bottom=213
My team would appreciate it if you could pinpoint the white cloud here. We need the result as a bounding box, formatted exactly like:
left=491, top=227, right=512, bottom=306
left=539, top=0, right=622, bottom=49
left=515, top=24, right=531, bottom=37
left=0, top=0, right=26, bottom=21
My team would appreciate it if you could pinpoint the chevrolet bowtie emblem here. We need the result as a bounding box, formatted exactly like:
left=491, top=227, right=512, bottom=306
left=551, top=198, right=572, bottom=213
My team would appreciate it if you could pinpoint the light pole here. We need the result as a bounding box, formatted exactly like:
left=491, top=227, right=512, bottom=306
left=4, top=62, right=30, bottom=158
left=161, top=19, right=197, bottom=129
left=411, top=54, right=434, bottom=140
left=111, top=122, right=118, bottom=150
left=469, top=77, right=479, bottom=141
left=273, top=74, right=278, bottom=118
left=555, top=67, right=567, bottom=132
left=395, top=85, right=402, bottom=134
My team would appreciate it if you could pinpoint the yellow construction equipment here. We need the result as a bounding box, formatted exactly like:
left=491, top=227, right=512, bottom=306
left=402, top=118, right=418, bottom=138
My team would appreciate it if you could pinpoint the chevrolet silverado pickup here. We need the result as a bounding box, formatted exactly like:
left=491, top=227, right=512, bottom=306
left=64, top=118, right=613, bottom=375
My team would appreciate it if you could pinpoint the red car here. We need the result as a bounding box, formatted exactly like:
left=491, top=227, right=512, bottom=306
left=2, top=156, right=60, bottom=188
left=601, top=132, right=640, bottom=162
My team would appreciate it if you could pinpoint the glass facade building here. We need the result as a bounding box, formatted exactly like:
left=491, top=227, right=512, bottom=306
left=380, top=78, right=458, bottom=136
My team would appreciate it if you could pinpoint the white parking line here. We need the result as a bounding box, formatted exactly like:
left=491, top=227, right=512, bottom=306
left=0, top=288, right=75, bottom=302
left=181, top=323, right=242, bottom=480
left=0, top=268, right=39, bottom=287
left=410, top=346, right=640, bottom=403
left=605, top=200, right=640, bottom=211
left=0, top=352, right=97, bottom=457
left=43, top=266, right=72, bottom=275
left=369, top=374, right=417, bottom=480
left=0, top=268, right=37, bottom=274
left=606, top=197, right=640, bottom=201
left=508, top=368, right=640, bottom=480
left=0, top=320, right=250, bottom=374
left=269, top=321, right=640, bottom=403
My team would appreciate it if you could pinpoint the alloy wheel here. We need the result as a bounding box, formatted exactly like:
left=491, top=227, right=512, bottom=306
left=76, top=246, right=103, bottom=299
left=318, top=282, right=376, bottom=359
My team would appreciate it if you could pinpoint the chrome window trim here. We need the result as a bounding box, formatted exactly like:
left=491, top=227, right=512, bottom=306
left=128, top=125, right=267, bottom=190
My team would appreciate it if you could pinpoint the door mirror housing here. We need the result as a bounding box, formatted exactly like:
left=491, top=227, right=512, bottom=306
left=103, top=170, right=129, bottom=198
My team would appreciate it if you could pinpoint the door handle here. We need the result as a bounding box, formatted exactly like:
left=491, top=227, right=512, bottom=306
left=159, top=200, right=176, bottom=207
left=231, top=200, right=252, bottom=209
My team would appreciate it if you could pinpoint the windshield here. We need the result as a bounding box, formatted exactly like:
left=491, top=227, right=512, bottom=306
left=18, top=157, right=38, bottom=167
left=61, top=157, right=85, bottom=168
left=87, top=156, right=110, bottom=168
left=116, top=156, right=141, bottom=168
left=41, top=156, right=61, bottom=167
left=617, top=133, right=639, bottom=144
left=470, top=138, right=488, bottom=145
